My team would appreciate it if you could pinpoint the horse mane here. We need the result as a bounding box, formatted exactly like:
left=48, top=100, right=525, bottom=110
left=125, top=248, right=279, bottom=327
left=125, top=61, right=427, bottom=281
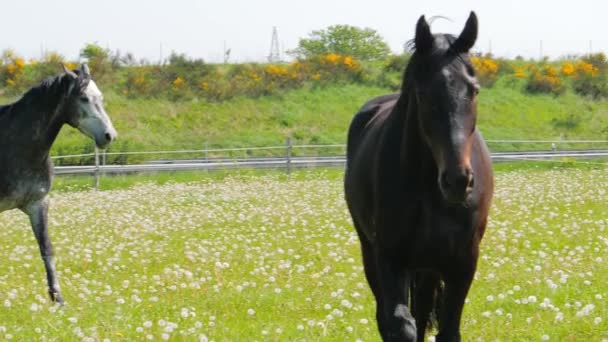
left=0, top=73, right=74, bottom=119
left=20, top=73, right=73, bottom=105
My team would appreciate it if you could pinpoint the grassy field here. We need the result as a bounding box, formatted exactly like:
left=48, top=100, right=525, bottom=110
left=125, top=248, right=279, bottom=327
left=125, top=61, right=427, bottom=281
left=0, top=168, right=606, bottom=341
left=3, top=78, right=608, bottom=164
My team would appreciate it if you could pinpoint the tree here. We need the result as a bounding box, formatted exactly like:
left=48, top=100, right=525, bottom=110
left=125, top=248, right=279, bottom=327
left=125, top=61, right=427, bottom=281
left=291, top=25, right=390, bottom=61
left=79, top=43, right=113, bottom=81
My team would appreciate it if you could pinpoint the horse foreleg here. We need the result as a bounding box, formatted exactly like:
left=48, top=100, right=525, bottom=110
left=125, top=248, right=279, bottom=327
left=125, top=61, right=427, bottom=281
left=22, top=198, right=64, bottom=304
left=435, top=255, right=478, bottom=342
left=375, top=251, right=417, bottom=342
left=412, top=271, right=441, bottom=342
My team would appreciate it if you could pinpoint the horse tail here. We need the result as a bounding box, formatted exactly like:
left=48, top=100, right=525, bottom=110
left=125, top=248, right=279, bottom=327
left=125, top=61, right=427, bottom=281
left=410, top=271, right=443, bottom=332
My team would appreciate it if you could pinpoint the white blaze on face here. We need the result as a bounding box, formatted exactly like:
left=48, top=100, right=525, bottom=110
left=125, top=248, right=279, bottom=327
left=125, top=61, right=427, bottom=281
left=75, top=80, right=117, bottom=148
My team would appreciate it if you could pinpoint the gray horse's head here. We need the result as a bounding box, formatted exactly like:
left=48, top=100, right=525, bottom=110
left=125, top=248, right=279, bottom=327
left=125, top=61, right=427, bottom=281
left=63, top=64, right=117, bottom=149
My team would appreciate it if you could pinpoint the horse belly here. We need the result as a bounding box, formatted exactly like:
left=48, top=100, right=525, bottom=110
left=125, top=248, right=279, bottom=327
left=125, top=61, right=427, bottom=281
left=0, top=197, right=19, bottom=212
left=0, top=178, right=49, bottom=213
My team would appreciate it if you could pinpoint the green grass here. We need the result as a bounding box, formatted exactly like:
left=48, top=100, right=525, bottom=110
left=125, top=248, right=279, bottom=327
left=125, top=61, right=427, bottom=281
left=0, top=168, right=607, bottom=340
left=478, top=78, right=608, bottom=151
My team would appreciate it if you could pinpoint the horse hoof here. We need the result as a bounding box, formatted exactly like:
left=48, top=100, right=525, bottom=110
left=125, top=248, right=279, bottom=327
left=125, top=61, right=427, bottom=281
left=49, top=291, right=65, bottom=305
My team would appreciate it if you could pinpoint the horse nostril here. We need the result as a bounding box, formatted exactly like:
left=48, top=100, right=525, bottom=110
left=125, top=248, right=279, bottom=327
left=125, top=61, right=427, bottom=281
left=104, top=132, right=112, bottom=142
left=468, top=174, right=475, bottom=188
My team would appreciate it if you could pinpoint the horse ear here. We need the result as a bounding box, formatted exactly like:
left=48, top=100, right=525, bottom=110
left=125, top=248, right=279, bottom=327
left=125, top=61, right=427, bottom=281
left=80, top=64, right=91, bottom=77
left=415, top=15, right=433, bottom=54
left=452, top=11, right=478, bottom=53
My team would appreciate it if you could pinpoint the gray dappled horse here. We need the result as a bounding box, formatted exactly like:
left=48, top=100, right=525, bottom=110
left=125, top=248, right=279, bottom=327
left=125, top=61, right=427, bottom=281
left=0, top=64, right=117, bottom=304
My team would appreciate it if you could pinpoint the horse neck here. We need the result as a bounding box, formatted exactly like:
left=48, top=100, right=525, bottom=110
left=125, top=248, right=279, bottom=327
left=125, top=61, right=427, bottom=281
left=12, top=85, right=67, bottom=161
left=394, top=89, right=436, bottom=180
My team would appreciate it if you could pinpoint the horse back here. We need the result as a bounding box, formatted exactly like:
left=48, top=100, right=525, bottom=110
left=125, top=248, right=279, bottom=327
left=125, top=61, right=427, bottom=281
left=346, top=93, right=399, bottom=162
left=345, top=93, right=400, bottom=238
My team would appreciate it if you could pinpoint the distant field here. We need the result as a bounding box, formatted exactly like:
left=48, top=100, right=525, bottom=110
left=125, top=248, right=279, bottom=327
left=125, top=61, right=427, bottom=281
left=0, top=168, right=606, bottom=340
left=3, top=78, right=608, bottom=165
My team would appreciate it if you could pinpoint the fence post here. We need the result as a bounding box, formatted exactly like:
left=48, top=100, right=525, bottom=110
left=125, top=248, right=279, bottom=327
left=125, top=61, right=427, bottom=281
left=93, top=147, right=100, bottom=191
left=204, top=142, right=209, bottom=172
left=286, top=137, right=292, bottom=175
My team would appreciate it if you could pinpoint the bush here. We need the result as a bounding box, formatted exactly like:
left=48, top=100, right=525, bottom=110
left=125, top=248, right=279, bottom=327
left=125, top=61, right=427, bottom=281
left=525, top=65, right=565, bottom=96
left=563, top=56, right=608, bottom=99
left=375, top=54, right=410, bottom=90
left=302, top=53, right=362, bottom=85
left=0, top=50, right=26, bottom=95
left=471, top=56, right=499, bottom=87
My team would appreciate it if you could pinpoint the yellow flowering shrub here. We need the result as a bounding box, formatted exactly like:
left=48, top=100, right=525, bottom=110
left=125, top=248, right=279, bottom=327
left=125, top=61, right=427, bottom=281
left=525, top=65, right=565, bottom=96
left=172, top=77, right=186, bottom=89
left=304, top=53, right=362, bottom=84
left=471, top=56, right=499, bottom=87
left=514, top=67, right=527, bottom=79
left=561, top=62, right=575, bottom=76
left=570, top=55, right=608, bottom=99
left=123, top=67, right=152, bottom=98
left=0, top=51, right=26, bottom=92
left=575, top=61, right=599, bottom=77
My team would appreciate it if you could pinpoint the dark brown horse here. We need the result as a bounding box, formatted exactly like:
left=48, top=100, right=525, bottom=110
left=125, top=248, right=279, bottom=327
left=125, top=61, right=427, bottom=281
left=344, top=12, right=493, bottom=342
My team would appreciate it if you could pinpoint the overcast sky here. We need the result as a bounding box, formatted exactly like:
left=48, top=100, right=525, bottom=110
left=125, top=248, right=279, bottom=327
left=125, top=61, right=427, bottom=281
left=0, top=0, right=605, bottom=63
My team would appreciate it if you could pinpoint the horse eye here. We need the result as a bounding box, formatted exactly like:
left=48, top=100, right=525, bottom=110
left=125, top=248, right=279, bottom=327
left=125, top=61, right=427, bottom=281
left=79, top=97, right=90, bottom=103
left=472, top=85, right=480, bottom=96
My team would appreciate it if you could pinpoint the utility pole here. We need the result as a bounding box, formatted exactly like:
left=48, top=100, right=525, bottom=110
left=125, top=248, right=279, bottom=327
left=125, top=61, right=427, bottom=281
left=268, top=26, right=281, bottom=62
left=223, top=41, right=231, bottom=64
left=159, top=42, right=163, bottom=65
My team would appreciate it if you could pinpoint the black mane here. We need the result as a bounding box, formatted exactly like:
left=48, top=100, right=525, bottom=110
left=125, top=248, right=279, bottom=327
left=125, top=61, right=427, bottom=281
left=0, top=73, right=74, bottom=119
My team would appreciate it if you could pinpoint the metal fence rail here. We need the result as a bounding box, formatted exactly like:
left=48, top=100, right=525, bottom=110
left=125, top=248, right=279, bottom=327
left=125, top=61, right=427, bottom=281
left=50, top=140, right=608, bottom=190
left=54, top=150, right=608, bottom=175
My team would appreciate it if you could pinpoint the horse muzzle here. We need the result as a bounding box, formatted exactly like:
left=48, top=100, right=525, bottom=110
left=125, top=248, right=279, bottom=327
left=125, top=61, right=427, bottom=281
left=439, top=167, right=474, bottom=204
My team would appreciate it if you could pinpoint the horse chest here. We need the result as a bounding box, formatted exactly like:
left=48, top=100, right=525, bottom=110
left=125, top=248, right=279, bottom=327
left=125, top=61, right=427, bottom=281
left=375, top=202, right=477, bottom=264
